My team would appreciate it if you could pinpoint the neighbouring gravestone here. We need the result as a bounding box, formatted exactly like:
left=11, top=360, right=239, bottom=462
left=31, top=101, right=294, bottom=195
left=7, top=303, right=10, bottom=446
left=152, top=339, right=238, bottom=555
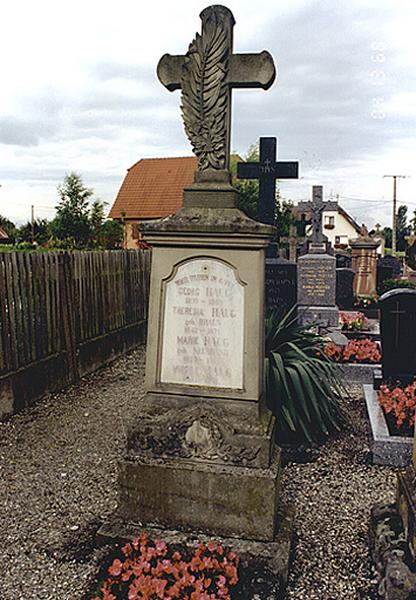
left=336, top=268, right=355, bottom=310
left=336, top=253, right=352, bottom=269
left=379, top=289, right=416, bottom=385
left=265, top=253, right=297, bottom=313
left=350, top=227, right=380, bottom=298
left=378, top=255, right=402, bottom=278
left=386, top=290, right=416, bottom=558
left=100, top=5, right=293, bottom=593
left=297, top=186, right=338, bottom=327
left=376, top=262, right=394, bottom=291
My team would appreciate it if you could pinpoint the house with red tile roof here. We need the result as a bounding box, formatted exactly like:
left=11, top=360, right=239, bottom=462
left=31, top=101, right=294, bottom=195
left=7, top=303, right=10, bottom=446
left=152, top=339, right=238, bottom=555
left=0, top=227, right=11, bottom=244
left=109, top=156, right=197, bottom=248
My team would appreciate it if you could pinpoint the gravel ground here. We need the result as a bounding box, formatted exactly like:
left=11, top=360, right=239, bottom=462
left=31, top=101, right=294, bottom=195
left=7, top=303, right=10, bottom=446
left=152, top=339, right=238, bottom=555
left=282, top=386, right=396, bottom=599
left=0, top=349, right=397, bottom=599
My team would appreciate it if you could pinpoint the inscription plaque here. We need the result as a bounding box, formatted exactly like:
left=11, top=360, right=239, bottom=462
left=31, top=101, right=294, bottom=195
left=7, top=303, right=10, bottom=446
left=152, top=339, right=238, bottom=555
left=160, top=258, right=245, bottom=389
left=298, top=255, right=336, bottom=307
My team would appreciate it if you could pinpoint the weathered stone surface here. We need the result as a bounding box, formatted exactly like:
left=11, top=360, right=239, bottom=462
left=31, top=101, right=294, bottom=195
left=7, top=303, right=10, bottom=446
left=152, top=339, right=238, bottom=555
left=141, top=205, right=273, bottom=236
left=126, top=393, right=275, bottom=470
left=117, top=448, right=281, bottom=542
left=369, top=502, right=416, bottom=600
left=157, top=5, right=275, bottom=175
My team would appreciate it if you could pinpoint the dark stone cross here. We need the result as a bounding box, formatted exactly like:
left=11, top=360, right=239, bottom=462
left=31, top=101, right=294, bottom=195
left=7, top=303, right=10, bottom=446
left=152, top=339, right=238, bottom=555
left=236, top=137, right=299, bottom=226
left=310, top=185, right=326, bottom=242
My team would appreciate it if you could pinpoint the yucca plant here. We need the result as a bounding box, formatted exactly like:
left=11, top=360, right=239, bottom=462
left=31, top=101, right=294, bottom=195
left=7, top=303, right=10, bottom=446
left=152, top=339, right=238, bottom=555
left=265, top=305, right=346, bottom=445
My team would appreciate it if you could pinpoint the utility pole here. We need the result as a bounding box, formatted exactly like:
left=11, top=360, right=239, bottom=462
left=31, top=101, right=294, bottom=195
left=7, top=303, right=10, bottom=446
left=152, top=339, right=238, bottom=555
left=31, top=205, right=35, bottom=245
left=383, top=175, right=408, bottom=256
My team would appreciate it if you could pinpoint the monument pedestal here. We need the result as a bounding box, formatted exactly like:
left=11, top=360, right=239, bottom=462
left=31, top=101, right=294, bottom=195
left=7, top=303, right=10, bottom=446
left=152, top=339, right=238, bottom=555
left=99, top=190, right=293, bottom=595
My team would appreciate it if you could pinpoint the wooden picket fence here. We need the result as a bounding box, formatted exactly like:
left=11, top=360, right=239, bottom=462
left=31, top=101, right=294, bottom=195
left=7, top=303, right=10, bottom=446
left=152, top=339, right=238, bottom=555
left=0, top=250, right=151, bottom=416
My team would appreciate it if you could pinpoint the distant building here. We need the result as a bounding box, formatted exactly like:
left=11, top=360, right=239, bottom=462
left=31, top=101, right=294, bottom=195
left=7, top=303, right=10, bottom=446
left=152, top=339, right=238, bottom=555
left=295, top=199, right=361, bottom=250
left=0, top=227, right=10, bottom=244
left=109, top=156, right=197, bottom=249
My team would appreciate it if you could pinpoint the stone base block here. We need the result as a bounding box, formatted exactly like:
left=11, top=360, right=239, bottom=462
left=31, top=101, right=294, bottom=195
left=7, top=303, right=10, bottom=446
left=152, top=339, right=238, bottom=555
left=297, top=305, right=339, bottom=328
left=397, top=467, right=416, bottom=558
left=97, top=506, right=294, bottom=600
left=116, top=448, right=281, bottom=542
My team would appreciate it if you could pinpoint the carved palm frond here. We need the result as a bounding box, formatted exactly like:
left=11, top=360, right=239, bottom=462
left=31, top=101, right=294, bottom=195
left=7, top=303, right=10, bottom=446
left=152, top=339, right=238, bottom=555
left=180, top=10, right=229, bottom=170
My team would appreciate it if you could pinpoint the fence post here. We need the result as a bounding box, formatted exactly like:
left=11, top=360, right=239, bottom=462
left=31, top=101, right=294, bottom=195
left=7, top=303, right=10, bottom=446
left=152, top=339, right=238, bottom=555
left=58, top=253, right=79, bottom=383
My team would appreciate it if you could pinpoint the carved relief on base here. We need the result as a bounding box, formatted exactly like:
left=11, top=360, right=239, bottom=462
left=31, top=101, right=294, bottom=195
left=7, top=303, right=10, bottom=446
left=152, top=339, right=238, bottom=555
left=127, top=396, right=274, bottom=468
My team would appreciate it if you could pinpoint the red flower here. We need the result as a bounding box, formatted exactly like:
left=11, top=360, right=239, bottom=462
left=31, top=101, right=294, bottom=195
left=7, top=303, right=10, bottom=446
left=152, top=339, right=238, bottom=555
left=91, top=533, right=239, bottom=600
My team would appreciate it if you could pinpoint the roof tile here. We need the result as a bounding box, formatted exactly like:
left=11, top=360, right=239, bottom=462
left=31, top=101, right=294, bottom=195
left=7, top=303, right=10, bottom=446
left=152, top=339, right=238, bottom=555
left=109, top=156, right=197, bottom=219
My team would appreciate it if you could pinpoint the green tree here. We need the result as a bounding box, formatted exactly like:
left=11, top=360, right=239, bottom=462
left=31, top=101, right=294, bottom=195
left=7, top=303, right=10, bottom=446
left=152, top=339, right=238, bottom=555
left=51, top=172, right=93, bottom=247
left=397, top=204, right=410, bottom=251
left=99, top=219, right=124, bottom=249
left=382, top=226, right=392, bottom=249
left=0, top=214, right=17, bottom=243
left=18, top=219, right=51, bottom=245
left=90, top=199, right=106, bottom=246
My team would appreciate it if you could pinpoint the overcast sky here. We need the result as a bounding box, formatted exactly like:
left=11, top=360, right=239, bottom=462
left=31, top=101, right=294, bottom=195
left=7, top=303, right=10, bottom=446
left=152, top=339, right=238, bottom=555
left=0, top=0, right=415, bottom=229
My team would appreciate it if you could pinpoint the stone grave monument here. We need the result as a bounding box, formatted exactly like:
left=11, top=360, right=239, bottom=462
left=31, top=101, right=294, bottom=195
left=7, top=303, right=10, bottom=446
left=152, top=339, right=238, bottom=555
left=297, top=186, right=338, bottom=327
left=335, top=253, right=352, bottom=269
left=376, top=261, right=394, bottom=292
left=100, top=5, right=292, bottom=593
left=266, top=251, right=297, bottom=314
left=237, top=136, right=299, bottom=313
left=379, top=288, right=416, bottom=385
left=336, top=268, right=355, bottom=310
left=377, top=255, right=401, bottom=279
left=380, top=289, right=416, bottom=573
left=350, top=226, right=380, bottom=298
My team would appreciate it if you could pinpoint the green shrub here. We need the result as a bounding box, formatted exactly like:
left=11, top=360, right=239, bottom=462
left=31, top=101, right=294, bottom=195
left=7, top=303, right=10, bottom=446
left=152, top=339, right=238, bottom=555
left=265, top=306, right=345, bottom=444
left=378, top=278, right=416, bottom=296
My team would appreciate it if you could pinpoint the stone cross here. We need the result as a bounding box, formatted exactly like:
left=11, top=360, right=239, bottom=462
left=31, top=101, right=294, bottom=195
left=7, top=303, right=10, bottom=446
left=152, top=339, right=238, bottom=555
left=157, top=5, right=276, bottom=175
left=310, top=185, right=326, bottom=242
left=236, top=137, right=298, bottom=226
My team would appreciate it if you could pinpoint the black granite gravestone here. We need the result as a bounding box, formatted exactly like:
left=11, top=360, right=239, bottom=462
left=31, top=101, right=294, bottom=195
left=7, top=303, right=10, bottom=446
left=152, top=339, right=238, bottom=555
left=378, top=255, right=401, bottom=278
left=336, top=268, right=355, bottom=309
left=265, top=256, right=297, bottom=314
left=336, top=253, right=352, bottom=269
left=376, top=263, right=394, bottom=291
left=379, top=289, right=416, bottom=384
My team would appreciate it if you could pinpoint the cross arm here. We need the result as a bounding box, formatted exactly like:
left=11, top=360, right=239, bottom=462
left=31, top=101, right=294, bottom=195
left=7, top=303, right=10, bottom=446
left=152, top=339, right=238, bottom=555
left=237, top=162, right=260, bottom=179
left=157, top=51, right=276, bottom=92
left=237, top=161, right=299, bottom=180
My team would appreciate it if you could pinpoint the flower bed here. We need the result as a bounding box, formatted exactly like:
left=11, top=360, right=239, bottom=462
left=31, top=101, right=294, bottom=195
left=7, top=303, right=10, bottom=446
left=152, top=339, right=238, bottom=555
left=325, top=338, right=381, bottom=384
left=339, top=311, right=369, bottom=332
left=363, top=384, right=412, bottom=467
left=324, top=338, right=381, bottom=364
left=90, top=532, right=240, bottom=600
left=378, top=380, right=416, bottom=438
